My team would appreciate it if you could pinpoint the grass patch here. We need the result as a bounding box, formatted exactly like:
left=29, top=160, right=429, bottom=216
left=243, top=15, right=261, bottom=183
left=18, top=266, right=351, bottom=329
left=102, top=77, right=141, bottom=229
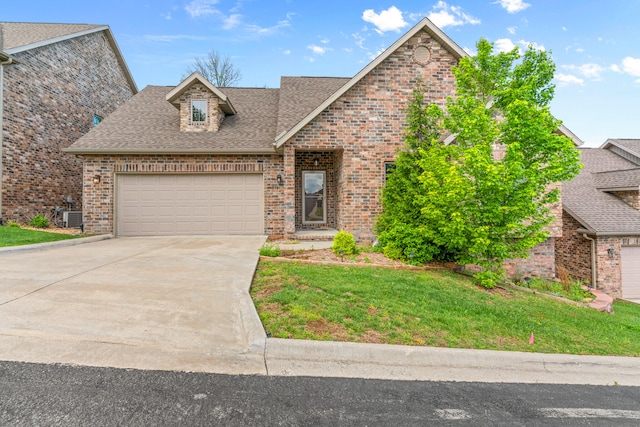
left=0, top=226, right=80, bottom=247
left=525, top=278, right=593, bottom=302
left=251, top=260, right=640, bottom=356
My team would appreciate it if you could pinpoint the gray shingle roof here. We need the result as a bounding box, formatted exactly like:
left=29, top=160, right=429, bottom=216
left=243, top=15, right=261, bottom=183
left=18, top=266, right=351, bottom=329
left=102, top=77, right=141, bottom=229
left=593, top=168, right=640, bottom=190
left=67, top=76, right=351, bottom=154
left=67, top=85, right=281, bottom=153
left=564, top=148, right=640, bottom=235
left=0, top=22, right=102, bottom=51
left=276, top=76, right=350, bottom=136
left=604, top=139, right=640, bottom=157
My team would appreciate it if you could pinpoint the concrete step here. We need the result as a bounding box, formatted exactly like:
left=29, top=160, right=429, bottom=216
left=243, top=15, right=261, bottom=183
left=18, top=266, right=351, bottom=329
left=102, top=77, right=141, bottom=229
left=294, top=229, right=337, bottom=241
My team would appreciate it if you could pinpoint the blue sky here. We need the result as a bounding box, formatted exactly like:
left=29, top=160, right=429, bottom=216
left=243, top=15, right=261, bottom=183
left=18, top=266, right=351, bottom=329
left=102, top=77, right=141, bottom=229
left=4, top=0, right=640, bottom=147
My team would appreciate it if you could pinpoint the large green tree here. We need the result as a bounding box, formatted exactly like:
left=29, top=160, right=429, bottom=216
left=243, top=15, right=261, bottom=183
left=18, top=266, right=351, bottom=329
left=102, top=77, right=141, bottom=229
left=376, top=39, right=581, bottom=287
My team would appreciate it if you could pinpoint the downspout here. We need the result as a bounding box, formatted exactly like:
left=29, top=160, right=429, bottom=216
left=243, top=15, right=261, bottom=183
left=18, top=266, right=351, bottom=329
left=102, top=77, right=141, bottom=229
left=583, top=233, right=597, bottom=289
left=0, top=54, right=17, bottom=224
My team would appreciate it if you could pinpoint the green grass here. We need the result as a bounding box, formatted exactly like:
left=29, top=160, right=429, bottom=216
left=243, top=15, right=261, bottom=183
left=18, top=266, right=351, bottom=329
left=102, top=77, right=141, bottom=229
left=0, top=226, right=80, bottom=247
left=251, top=260, right=640, bottom=356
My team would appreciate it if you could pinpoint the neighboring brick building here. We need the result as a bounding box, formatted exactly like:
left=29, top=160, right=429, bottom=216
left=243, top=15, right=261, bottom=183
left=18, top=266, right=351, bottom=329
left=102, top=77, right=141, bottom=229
left=557, top=139, right=640, bottom=300
left=0, top=22, right=137, bottom=224
left=66, top=18, right=580, bottom=280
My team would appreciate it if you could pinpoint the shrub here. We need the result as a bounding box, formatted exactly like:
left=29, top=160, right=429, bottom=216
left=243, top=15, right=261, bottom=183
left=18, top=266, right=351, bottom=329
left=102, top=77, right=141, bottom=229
left=332, top=230, right=358, bottom=256
left=29, top=215, right=49, bottom=229
left=260, top=242, right=281, bottom=257
left=7, top=221, right=20, bottom=228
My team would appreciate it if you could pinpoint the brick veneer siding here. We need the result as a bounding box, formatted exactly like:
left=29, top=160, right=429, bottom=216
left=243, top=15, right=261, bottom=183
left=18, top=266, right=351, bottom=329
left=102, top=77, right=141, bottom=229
left=610, top=190, right=640, bottom=210
left=175, top=83, right=225, bottom=132
left=283, top=30, right=457, bottom=242
left=555, top=209, right=592, bottom=284
left=81, top=154, right=284, bottom=237
left=1, top=31, right=134, bottom=223
left=594, top=237, right=622, bottom=298
left=295, top=150, right=340, bottom=229
left=504, top=238, right=557, bottom=280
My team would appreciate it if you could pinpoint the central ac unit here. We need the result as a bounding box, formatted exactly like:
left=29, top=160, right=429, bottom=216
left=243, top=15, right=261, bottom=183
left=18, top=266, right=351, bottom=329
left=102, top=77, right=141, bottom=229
left=63, top=211, right=82, bottom=228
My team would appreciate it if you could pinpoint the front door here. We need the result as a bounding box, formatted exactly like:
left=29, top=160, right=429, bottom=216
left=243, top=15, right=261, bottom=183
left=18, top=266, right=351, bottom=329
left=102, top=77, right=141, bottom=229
left=302, top=171, right=326, bottom=224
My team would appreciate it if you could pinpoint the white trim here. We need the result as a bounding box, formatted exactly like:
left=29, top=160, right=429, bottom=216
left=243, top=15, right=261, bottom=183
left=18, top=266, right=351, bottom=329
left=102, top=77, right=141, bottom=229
left=302, top=170, right=327, bottom=224
left=165, top=72, right=236, bottom=115
left=274, top=18, right=466, bottom=148
left=4, top=26, right=138, bottom=94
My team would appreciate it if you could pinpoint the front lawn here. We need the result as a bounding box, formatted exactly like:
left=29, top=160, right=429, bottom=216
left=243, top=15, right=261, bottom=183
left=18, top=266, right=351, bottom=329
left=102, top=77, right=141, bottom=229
left=251, top=260, right=640, bottom=356
left=0, top=226, right=80, bottom=247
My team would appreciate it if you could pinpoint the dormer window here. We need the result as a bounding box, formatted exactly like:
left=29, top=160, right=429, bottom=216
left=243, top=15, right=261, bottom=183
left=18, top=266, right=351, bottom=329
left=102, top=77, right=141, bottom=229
left=191, top=100, right=207, bottom=123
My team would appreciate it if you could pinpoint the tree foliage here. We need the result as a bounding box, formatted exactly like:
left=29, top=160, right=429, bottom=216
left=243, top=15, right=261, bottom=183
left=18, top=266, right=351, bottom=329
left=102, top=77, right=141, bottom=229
left=184, top=49, right=242, bottom=87
left=376, top=39, right=582, bottom=287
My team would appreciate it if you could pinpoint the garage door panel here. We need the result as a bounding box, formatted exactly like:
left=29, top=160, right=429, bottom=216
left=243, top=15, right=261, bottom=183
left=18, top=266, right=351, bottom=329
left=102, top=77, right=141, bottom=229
left=622, top=246, right=640, bottom=299
left=117, top=174, right=263, bottom=236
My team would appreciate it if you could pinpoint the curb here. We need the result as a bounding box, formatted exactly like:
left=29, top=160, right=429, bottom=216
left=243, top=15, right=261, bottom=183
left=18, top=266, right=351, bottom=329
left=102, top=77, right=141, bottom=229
left=264, top=338, right=640, bottom=385
left=0, top=234, right=114, bottom=254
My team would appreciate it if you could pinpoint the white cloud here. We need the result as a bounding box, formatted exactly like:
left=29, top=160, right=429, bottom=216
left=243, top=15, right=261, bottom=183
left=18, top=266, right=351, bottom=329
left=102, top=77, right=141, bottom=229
left=495, top=38, right=517, bottom=53
left=223, top=14, right=242, bottom=29
left=362, top=6, right=408, bottom=34
left=282, top=49, right=291, bottom=55
left=428, top=1, right=480, bottom=28
left=520, top=40, right=545, bottom=51
left=185, top=0, right=219, bottom=18
left=308, top=44, right=330, bottom=55
left=245, top=19, right=291, bottom=36
left=495, top=0, right=531, bottom=14
left=555, top=73, right=584, bottom=87
left=575, top=47, right=584, bottom=53
left=320, top=38, right=330, bottom=44
left=563, top=63, right=604, bottom=80
left=610, top=64, right=622, bottom=73
left=507, top=26, right=517, bottom=35
left=622, top=56, right=640, bottom=77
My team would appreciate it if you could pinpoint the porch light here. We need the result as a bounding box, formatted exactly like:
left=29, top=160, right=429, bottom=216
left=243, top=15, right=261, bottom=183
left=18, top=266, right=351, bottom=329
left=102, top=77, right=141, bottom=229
left=608, top=248, right=615, bottom=258
left=314, top=158, right=320, bottom=167
left=93, top=175, right=101, bottom=184
left=276, top=174, right=284, bottom=185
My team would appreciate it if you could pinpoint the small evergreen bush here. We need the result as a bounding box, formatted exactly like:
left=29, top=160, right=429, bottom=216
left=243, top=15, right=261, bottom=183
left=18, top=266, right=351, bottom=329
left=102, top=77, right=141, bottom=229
left=29, top=215, right=49, bottom=229
left=332, top=230, right=358, bottom=256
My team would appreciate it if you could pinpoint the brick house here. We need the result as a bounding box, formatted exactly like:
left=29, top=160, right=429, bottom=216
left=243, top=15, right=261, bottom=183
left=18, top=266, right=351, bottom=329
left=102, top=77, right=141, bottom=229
left=66, top=18, right=579, bottom=279
left=0, top=22, right=137, bottom=224
left=557, top=139, right=640, bottom=300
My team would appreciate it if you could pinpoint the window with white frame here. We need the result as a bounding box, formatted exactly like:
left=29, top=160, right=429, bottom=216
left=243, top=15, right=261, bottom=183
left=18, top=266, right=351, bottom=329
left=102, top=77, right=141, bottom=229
left=191, top=99, right=207, bottom=123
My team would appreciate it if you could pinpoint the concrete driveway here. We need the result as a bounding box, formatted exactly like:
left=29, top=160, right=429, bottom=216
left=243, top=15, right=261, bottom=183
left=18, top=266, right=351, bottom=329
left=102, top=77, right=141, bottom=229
left=0, top=236, right=267, bottom=374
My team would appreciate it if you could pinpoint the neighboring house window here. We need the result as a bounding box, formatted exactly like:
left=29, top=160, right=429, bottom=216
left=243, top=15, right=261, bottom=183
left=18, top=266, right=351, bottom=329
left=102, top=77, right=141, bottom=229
left=191, top=100, right=207, bottom=123
left=384, top=162, right=396, bottom=182
left=93, top=115, right=103, bottom=126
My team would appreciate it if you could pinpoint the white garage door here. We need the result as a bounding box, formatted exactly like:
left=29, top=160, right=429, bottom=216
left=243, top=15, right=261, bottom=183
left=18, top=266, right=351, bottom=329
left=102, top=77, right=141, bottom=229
left=621, top=246, right=640, bottom=299
left=117, top=174, right=263, bottom=236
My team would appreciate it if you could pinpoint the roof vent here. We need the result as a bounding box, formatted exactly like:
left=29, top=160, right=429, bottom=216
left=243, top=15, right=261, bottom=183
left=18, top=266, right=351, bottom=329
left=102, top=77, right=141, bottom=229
left=413, top=46, right=431, bottom=65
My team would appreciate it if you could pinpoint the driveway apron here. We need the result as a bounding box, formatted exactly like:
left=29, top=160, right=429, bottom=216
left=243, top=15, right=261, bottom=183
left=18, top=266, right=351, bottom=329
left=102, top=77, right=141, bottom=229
left=0, top=236, right=267, bottom=374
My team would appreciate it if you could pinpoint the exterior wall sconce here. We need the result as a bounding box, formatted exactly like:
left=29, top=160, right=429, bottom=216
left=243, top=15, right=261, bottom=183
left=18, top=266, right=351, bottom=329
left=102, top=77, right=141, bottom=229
left=608, top=248, right=615, bottom=258
left=314, top=158, right=320, bottom=167
left=93, top=175, right=101, bottom=184
left=276, top=174, right=284, bottom=185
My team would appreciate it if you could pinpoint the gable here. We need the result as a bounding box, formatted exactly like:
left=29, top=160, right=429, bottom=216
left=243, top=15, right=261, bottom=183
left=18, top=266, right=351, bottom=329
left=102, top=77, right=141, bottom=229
left=0, top=22, right=137, bottom=94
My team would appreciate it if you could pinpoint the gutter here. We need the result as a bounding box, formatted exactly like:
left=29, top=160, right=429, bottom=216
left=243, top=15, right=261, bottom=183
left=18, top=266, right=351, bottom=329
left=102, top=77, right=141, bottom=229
left=0, top=52, right=19, bottom=224
left=63, top=148, right=279, bottom=155
left=576, top=228, right=640, bottom=237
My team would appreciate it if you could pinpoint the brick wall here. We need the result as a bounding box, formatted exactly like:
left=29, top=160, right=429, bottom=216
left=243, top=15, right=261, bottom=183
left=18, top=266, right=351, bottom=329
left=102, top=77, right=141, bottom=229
left=611, top=190, right=640, bottom=210
left=504, top=238, right=557, bottom=280
left=1, top=31, right=134, bottom=223
left=175, top=83, right=225, bottom=132
left=555, top=209, right=592, bottom=284
left=594, top=236, right=622, bottom=297
left=283, top=30, right=457, bottom=242
left=295, top=150, right=339, bottom=229
left=81, top=154, right=284, bottom=237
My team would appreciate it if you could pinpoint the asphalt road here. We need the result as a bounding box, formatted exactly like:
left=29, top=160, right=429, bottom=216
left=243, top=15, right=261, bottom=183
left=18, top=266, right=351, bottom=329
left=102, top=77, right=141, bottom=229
left=2, top=361, right=640, bottom=426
